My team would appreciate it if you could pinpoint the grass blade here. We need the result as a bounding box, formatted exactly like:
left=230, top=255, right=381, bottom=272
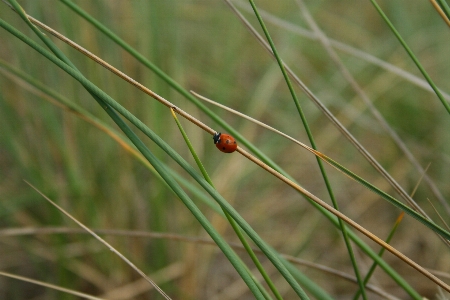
left=369, top=0, right=450, bottom=115
left=171, top=108, right=282, bottom=300
left=25, top=181, right=172, bottom=300
left=0, top=10, right=265, bottom=298
left=0, top=19, right=309, bottom=298
left=248, top=0, right=367, bottom=298
left=58, top=0, right=287, bottom=177
left=353, top=212, right=405, bottom=300
left=0, top=270, right=105, bottom=300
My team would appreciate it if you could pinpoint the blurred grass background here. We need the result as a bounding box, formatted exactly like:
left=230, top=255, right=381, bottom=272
left=0, top=0, right=449, bottom=299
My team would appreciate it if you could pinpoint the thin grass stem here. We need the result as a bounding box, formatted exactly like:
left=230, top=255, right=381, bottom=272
left=247, top=1, right=367, bottom=297
left=191, top=91, right=450, bottom=294
left=369, top=0, right=450, bottom=115
left=171, top=108, right=280, bottom=300
left=232, top=0, right=450, bottom=102
left=429, top=0, right=450, bottom=25
left=9, top=3, right=441, bottom=287
left=224, top=0, right=450, bottom=255
left=25, top=181, right=172, bottom=300
left=3, top=1, right=446, bottom=298
left=294, top=0, right=450, bottom=217
left=0, top=271, right=105, bottom=300
left=57, top=0, right=286, bottom=177
left=1, top=3, right=265, bottom=296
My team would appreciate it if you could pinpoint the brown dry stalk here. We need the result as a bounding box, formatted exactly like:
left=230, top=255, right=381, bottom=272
left=0, top=226, right=400, bottom=299
left=10, top=8, right=450, bottom=292
left=0, top=271, right=105, bottom=300
left=429, top=0, right=450, bottom=27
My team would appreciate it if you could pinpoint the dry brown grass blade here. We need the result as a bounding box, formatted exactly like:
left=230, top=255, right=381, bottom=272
left=235, top=146, right=450, bottom=291
left=15, top=12, right=215, bottom=136
left=295, top=0, right=449, bottom=217
left=223, top=0, right=449, bottom=243
left=24, top=181, right=172, bottom=300
left=0, top=226, right=400, bottom=299
left=427, top=198, right=450, bottom=232
left=429, top=0, right=450, bottom=27
left=11, top=8, right=450, bottom=292
left=294, top=0, right=450, bottom=252
left=192, top=90, right=446, bottom=241
left=232, top=0, right=450, bottom=101
left=0, top=270, right=106, bottom=300
left=99, top=262, right=185, bottom=300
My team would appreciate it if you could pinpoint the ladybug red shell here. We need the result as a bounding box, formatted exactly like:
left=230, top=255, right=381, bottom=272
left=213, top=132, right=237, bottom=153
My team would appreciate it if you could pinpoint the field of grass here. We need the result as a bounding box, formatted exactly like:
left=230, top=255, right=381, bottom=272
left=1, top=0, right=450, bottom=299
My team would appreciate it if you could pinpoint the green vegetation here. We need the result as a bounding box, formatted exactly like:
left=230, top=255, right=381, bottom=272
left=0, top=1, right=449, bottom=299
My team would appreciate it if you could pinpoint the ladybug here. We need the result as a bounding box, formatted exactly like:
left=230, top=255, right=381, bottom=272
left=213, top=132, right=237, bottom=153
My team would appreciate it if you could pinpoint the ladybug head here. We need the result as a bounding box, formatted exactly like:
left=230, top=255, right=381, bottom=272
left=213, top=132, right=222, bottom=144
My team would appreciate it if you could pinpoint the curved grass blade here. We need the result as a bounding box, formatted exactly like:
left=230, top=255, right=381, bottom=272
left=0, top=270, right=105, bottom=300
left=224, top=0, right=445, bottom=238
left=431, top=0, right=450, bottom=24
left=58, top=0, right=287, bottom=178
left=369, top=0, right=450, bottom=115
left=3, top=3, right=438, bottom=296
left=248, top=1, right=367, bottom=298
left=22, top=2, right=418, bottom=296
left=353, top=212, right=405, bottom=300
left=171, top=108, right=282, bottom=300
left=0, top=59, right=222, bottom=214
left=0, top=15, right=317, bottom=299
left=25, top=181, right=172, bottom=300
left=0, top=5, right=331, bottom=297
left=0, top=12, right=266, bottom=299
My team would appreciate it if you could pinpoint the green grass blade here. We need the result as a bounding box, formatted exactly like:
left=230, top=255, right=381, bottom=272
left=6, top=0, right=77, bottom=70
left=0, top=16, right=266, bottom=299
left=171, top=109, right=281, bottom=300
left=369, top=0, right=450, bottom=115
left=1, top=56, right=329, bottom=299
left=318, top=152, right=450, bottom=240
left=0, top=58, right=223, bottom=215
left=248, top=1, right=367, bottom=298
left=353, top=212, right=405, bottom=300
left=49, top=2, right=415, bottom=295
left=1, top=3, right=436, bottom=298
left=2, top=4, right=425, bottom=298
left=105, top=119, right=264, bottom=300
left=58, top=0, right=287, bottom=177
left=36, top=2, right=331, bottom=297
left=0, top=17, right=312, bottom=299
left=225, top=0, right=440, bottom=227
left=436, top=0, right=450, bottom=20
